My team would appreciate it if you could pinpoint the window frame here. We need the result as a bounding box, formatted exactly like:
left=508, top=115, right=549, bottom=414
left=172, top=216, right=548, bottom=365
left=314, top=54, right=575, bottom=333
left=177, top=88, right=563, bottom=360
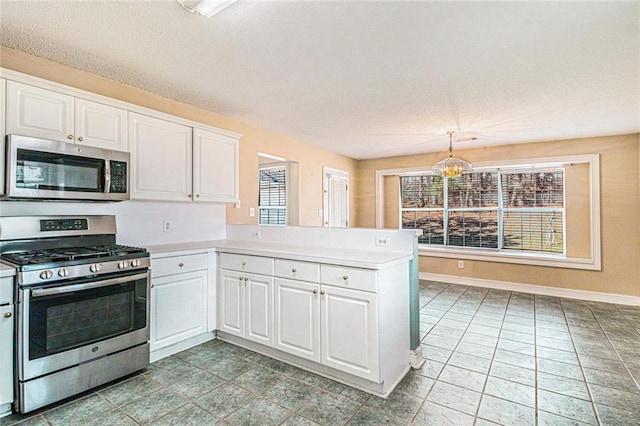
left=377, top=154, right=601, bottom=270
left=258, top=163, right=288, bottom=226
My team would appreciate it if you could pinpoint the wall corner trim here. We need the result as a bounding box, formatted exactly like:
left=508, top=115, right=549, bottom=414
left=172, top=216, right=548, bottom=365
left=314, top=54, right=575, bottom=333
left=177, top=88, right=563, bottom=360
left=419, top=272, right=640, bottom=306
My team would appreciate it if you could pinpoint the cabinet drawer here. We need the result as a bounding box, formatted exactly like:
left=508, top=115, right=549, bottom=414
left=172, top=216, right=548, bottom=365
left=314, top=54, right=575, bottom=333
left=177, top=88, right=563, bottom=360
left=151, top=253, right=208, bottom=278
left=219, top=253, right=274, bottom=275
left=275, top=259, right=319, bottom=283
left=320, top=265, right=377, bottom=293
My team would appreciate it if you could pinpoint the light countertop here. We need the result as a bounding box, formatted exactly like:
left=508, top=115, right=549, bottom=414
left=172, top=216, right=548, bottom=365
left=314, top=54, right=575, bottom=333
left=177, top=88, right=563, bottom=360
left=0, top=262, right=16, bottom=278
left=146, top=239, right=411, bottom=269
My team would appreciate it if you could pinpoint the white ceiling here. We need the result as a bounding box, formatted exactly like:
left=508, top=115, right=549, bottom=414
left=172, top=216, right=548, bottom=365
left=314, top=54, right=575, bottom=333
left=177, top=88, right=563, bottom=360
left=1, top=0, right=638, bottom=159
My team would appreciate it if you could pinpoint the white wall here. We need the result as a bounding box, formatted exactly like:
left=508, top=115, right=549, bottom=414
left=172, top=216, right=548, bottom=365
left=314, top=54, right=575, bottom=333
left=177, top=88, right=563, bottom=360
left=0, top=200, right=226, bottom=246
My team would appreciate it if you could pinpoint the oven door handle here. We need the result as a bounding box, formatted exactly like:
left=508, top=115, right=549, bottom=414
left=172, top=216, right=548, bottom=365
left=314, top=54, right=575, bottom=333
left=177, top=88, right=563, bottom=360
left=30, top=272, right=149, bottom=298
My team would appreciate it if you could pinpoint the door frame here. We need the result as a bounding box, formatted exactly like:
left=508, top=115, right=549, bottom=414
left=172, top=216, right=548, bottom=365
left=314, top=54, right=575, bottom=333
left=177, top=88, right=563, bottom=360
left=322, top=166, right=350, bottom=227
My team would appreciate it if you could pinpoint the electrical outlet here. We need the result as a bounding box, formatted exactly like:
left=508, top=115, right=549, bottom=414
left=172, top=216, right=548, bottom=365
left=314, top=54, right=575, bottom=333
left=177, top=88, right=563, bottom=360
left=375, top=236, right=390, bottom=246
left=318, top=209, right=323, bottom=217
left=251, top=231, right=261, bottom=239
left=234, top=201, right=241, bottom=209
left=458, top=260, right=464, bottom=269
left=162, top=220, right=171, bottom=233
left=249, top=207, right=255, bottom=217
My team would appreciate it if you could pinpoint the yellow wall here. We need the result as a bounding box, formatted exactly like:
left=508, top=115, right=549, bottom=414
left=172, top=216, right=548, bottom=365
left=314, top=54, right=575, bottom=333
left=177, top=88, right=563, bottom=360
left=0, top=46, right=356, bottom=227
left=356, top=134, right=640, bottom=297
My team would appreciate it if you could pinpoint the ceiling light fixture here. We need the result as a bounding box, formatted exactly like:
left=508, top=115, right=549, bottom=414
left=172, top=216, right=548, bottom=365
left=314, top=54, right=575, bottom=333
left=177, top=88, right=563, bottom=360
left=176, top=0, right=238, bottom=17
left=432, top=131, right=472, bottom=178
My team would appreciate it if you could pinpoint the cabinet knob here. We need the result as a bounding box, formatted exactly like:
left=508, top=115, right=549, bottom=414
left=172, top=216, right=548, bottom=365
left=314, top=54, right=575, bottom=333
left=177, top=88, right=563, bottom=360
left=3, top=312, right=11, bottom=318
left=244, top=277, right=248, bottom=281
left=196, top=194, right=200, bottom=198
left=342, top=275, right=348, bottom=281
left=292, top=268, right=297, bottom=273
left=77, top=136, right=84, bottom=142
left=188, top=194, right=192, bottom=198
left=242, top=261, right=247, bottom=266
left=150, top=284, right=154, bottom=288
left=67, top=134, right=74, bottom=140
left=312, top=289, right=318, bottom=294
left=178, top=262, right=184, bottom=267
left=320, top=290, right=325, bottom=295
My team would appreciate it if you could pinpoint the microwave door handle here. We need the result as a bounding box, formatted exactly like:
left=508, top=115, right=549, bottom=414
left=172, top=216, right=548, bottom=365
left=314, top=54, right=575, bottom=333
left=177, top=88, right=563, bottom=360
left=105, top=160, right=111, bottom=194
left=30, top=272, right=149, bottom=298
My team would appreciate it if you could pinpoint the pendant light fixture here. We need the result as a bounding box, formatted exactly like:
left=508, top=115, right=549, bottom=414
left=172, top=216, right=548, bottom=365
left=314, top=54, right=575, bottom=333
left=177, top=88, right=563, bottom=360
left=432, top=131, right=472, bottom=178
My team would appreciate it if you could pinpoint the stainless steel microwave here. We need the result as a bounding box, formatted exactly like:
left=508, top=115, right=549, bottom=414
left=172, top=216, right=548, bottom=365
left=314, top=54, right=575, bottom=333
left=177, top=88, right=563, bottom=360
left=2, top=134, right=130, bottom=201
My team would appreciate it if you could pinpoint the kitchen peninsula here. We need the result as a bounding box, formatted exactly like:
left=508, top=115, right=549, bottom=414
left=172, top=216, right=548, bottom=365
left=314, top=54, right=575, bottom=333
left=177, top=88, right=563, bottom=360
left=146, top=225, right=419, bottom=398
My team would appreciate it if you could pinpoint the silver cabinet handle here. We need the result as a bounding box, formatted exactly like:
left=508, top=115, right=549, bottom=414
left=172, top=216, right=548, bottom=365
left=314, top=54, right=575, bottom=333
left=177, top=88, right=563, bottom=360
left=320, top=290, right=325, bottom=295
left=312, top=289, right=318, bottom=294
left=292, top=268, right=297, bottom=273
left=342, top=275, right=348, bottom=280
left=3, top=312, right=11, bottom=318
left=77, top=136, right=84, bottom=142
left=242, top=261, right=247, bottom=266
left=67, top=134, right=74, bottom=140
left=178, top=262, right=184, bottom=267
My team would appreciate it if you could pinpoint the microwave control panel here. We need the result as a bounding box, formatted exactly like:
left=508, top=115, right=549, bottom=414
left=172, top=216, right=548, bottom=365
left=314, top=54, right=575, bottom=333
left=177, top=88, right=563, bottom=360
left=110, top=161, right=128, bottom=193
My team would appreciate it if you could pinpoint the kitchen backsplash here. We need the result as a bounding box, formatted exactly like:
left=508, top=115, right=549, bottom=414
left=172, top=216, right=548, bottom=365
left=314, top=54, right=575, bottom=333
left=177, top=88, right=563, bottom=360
left=0, top=201, right=226, bottom=246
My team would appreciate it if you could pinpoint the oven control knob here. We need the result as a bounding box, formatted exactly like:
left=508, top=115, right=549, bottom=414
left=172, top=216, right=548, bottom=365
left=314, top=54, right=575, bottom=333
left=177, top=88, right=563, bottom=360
left=39, top=270, right=53, bottom=280
left=89, top=263, right=103, bottom=273
left=118, top=261, right=128, bottom=269
left=58, top=268, right=70, bottom=277
left=130, top=259, right=141, bottom=268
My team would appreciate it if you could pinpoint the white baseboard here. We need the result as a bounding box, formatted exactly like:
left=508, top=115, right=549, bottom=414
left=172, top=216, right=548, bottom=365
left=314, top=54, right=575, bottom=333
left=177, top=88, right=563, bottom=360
left=150, top=331, right=215, bottom=363
left=420, top=272, right=640, bottom=306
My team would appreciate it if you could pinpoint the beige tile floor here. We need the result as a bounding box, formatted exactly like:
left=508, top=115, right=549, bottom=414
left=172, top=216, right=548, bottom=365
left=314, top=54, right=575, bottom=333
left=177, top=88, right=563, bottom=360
left=1, top=281, right=639, bottom=425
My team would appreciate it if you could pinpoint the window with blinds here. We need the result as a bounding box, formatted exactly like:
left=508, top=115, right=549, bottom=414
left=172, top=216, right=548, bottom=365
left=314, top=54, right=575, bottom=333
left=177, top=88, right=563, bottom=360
left=259, top=165, right=287, bottom=225
left=400, top=169, right=564, bottom=254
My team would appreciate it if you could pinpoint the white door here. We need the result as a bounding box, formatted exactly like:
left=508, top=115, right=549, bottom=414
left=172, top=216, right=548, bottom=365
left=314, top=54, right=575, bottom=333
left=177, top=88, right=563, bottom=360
left=321, top=286, right=379, bottom=381
left=274, top=278, right=321, bottom=362
left=193, top=128, right=238, bottom=202
left=323, top=167, right=349, bottom=227
left=218, top=270, right=244, bottom=337
left=151, top=271, right=208, bottom=351
left=129, top=112, right=193, bottom=201
left=75, top=99, right=128, bottom=151
left=245, top=273, right=274, bottom=346
left=0, top=304, right=14, bottom=407
left=6, top=81, right=74, bottom=142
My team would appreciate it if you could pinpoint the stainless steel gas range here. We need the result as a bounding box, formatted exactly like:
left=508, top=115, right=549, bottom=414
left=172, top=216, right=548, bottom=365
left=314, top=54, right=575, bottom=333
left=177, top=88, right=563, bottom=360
left=0, top=215, right=150, bottom=413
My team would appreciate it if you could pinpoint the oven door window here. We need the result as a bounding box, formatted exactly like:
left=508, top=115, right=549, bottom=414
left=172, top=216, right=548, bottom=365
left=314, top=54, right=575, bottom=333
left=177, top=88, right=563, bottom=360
left=29, top=277, right=147, bottom=360
left=16, top=148, right=105, bottom=192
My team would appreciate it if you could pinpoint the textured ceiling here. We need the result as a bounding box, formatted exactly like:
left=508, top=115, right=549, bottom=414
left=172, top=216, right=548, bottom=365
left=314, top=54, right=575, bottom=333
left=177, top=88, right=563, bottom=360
left=1, top=0, right=638, bottom=159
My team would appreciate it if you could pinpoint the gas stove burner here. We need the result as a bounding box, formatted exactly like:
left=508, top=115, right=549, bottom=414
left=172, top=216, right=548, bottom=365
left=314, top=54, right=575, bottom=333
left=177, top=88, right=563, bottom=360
left=0, top=244, right=148, bottom=267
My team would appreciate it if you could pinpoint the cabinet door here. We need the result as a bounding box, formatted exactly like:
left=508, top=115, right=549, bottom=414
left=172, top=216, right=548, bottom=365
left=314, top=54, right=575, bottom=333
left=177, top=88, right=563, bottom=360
left=321, top=286, right=379, bottom=381
left=193, top=128, right=239, bottom=202
left=151, top=270, right=207, bottom=351
left=0, top=304, right=13, bottom=406
left=6, top=81, right=74, bottom=142
left=129, top=112, right=193, bottom=201
left=274, top=278, right=320, bottom=362
left=75, top=98, right=128, bottom=151
left=245, top=273, right=273, bottom=346
left=218, top=269, right=244, bottom=337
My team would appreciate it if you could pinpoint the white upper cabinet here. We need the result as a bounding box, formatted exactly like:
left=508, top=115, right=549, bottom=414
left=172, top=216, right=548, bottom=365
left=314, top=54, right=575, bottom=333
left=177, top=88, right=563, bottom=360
left=0, top=78, right=5, bottom=196
left=74, top=98, right=128, bottom=151
left=6, top=81, right=74, bottom=142
left=6, top=81, right=129, bottom=151
left=193, top=128, right=239, bottom=202
left=129, top=112, right=193, bottom=201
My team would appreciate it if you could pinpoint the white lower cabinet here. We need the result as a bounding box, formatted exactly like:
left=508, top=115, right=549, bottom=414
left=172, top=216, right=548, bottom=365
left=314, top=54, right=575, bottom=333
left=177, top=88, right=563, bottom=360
left=150, top=253, right=211, bottom=355
left=321, top=285, right=378, bottom=381
left=218, top=254, right=405, bottom=393
left=0, top=277, right=14, bottom=416
left=219, top=269, right=273, bottom=346
left=274, top=278, right=320, bottom=362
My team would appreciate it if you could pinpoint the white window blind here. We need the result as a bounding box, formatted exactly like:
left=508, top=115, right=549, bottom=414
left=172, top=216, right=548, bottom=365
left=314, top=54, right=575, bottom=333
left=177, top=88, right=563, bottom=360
left=259, top=165, right=287, bottom=225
